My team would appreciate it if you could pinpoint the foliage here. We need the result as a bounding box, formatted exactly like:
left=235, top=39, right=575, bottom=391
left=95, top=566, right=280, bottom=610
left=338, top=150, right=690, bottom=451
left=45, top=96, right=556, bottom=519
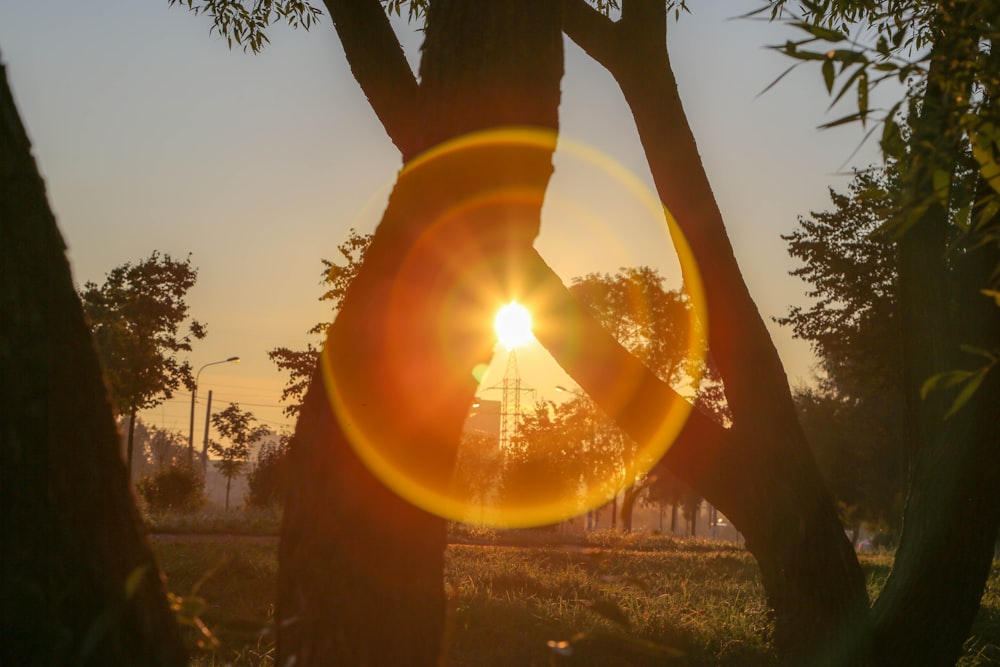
left=245, top=434, right=291, bottom=508
left=81, top=251, right=205, bottom=418
left=137, top=462, right=206, bottom=513
left=167, top=0, right=323, bottom=53
left=777, top=169, right=906, bottom=531
left=210, top=404, right=270, bottom=510
left=766, top=0, right=1000, bottom=403
left=268, top=229, right=373, bottom=417
left=80, top=251, right=206, bottom=474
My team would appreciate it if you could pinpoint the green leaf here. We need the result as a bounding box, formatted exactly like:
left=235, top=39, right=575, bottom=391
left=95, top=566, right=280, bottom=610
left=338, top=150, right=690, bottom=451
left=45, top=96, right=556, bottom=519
left=982, top=289, right=1000, bottom=307
left=792, top=22, right=846, bottom=42
left=932, top=169, right=951, bottom=206
left=944, top=367, right=988, bottom=419
left=125, top=564, right=151, bottom=599
left=920, top=369, right=973, bottom=400
left=970, top=131, right=1000, bottom=196
left=822, top=58, right=835, bottom=93
left=857, top=72, right=869, bottom=122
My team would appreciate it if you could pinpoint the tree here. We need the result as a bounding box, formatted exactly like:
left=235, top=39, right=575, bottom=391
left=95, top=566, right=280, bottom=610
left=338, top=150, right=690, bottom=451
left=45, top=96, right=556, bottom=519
left=158, top=1, right=993, bottom=664
left=80, top=251, right=206, bottom=480
left=778, top=169, right=906, bottom=535
left=770, top=2, right=1000, bottom=661
left=137, top=461, right=206, bottom=513
left=210, top=403, right=269, bottom=510
left=1, top=61, right=185, bottom=664
left=268, top=229, right=372, bottom=417
left=246, top=432, right=292, bottom=508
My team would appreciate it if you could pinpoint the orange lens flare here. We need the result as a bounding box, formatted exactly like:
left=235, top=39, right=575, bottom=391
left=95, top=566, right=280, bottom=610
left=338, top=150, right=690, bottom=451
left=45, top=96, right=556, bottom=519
left=322, top=127, right=707, bottom=528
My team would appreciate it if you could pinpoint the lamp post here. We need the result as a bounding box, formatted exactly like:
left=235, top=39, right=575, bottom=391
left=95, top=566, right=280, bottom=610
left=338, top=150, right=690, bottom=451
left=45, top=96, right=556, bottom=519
left=188, top=356, right=239, bottom=467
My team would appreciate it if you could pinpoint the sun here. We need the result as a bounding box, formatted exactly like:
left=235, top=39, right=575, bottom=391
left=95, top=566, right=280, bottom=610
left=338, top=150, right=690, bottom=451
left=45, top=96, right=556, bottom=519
left=494, top=302, right=534, bottom=349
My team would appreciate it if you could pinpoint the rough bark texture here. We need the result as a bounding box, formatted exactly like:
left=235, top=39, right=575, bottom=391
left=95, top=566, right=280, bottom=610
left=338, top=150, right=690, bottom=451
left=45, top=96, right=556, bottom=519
left=276, top=2, right=563, bottom=665
left=561, top=3, right=870, bottom=664
left=0, top=61, right=186, bottom=666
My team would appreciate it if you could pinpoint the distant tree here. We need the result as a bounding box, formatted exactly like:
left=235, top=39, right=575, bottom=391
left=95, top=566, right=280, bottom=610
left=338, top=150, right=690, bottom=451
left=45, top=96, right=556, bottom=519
left=210, top=403, right=269, bottom=510
left=137, top=462, right=206, bottom=513
left=144, top=424, right=189, bottom=473
left=2, top=62, right=185, bottom=663
left=246, top=433, right=292, bottom=508
left=269, top=229, right=371, bottom=417
left=80, top=251, right=206, bottom=480
left=778, top=169, right=907, bottom=535
left=570, top=267, right=726, bottom=531
left=451, top=430, right=502, bottom=517
left=642, top=470, right=688, bottom=534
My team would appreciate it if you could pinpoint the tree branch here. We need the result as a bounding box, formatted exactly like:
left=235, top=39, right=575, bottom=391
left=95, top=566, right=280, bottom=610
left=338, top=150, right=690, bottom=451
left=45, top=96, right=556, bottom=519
left=323, top=0, right=422, bottom=158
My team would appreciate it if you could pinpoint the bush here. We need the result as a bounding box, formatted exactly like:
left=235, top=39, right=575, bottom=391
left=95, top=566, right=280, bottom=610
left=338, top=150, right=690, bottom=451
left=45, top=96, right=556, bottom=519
left=137, top=462, right=205, bottom=513
left=245, top=435, right=291, bottom=508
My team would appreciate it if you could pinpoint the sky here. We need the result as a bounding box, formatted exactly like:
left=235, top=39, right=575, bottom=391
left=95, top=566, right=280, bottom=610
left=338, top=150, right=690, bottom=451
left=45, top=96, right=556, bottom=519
left=0, top=1, right=888, bottom=444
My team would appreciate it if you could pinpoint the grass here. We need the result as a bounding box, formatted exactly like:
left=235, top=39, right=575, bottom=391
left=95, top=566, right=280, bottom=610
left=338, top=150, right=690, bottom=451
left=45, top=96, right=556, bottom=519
left=150, top=521, right=1000, bottom=666
left=144, top=505, right=282, bottom=536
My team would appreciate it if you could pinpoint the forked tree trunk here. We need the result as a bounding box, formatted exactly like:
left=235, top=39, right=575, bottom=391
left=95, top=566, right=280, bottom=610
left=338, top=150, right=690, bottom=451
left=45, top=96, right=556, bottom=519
left=0, top=61, right=185, bottom=666
left=560, top=3, right=870, bottom=663
left=276, top=3, right=563, bottom=664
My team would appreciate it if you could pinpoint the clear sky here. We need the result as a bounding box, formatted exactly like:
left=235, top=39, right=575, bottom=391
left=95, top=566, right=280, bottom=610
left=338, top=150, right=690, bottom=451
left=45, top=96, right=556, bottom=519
left=0, top=1, right=886, bottom=441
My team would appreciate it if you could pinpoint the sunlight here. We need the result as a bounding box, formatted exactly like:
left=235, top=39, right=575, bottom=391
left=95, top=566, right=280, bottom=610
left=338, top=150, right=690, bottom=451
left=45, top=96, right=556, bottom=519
left=494, top=302, right=534, bottom=349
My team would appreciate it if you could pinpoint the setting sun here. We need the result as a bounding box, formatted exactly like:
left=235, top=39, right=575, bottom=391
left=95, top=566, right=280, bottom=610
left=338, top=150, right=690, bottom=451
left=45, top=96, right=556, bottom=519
left=494, top=302, right=534, bottom=349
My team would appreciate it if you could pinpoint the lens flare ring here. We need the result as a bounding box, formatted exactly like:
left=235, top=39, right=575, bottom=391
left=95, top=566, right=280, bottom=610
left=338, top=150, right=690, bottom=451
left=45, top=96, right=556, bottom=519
left=322, top=126, right=707, bottom=528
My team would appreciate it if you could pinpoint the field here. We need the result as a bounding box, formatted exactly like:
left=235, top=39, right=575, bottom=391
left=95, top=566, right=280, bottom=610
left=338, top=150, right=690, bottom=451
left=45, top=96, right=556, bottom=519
left=150, top=525, right=1000, bottom=666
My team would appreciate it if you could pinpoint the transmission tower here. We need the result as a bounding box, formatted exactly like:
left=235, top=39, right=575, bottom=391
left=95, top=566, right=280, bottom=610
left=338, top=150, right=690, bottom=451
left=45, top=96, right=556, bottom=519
left=499, top=349, right=521, bottom=451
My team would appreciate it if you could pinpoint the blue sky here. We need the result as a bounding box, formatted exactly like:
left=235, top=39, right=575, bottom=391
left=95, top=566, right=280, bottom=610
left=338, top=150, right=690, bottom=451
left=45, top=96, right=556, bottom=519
left=0, top=1, right=887, bottom=437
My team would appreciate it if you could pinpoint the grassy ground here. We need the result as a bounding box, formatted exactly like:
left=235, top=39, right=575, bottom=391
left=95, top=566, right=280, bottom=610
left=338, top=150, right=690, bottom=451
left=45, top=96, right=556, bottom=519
left=152, top=528, right=1000, bottom=666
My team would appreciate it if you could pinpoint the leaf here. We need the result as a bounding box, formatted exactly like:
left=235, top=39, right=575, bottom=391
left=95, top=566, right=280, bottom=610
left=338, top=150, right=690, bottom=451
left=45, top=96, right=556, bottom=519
left=792, top=21, right=846, bottom=42
left=982, top=289, right=1000, bottom=308
left=970, top=131, right=1000, bottom=196
left=757, top=63, right=801, bottom=98
left=125, top=563, right=151, bottom=599
left=932, top=169, right=951, bottom=206
left=822, top=58, right=835, bottom=93
left=920, top=369, right=974, bottom=400
left=944, top=367, right=988, bottom=419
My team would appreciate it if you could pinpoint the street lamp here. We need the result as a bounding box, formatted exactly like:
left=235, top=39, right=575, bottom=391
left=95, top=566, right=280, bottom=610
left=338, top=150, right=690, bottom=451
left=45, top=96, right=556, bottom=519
left=188, top=356, right=240, bottom=467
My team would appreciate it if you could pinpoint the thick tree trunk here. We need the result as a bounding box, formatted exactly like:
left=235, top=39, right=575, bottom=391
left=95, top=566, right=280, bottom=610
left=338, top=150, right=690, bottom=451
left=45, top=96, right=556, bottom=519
left=560, top=3, right=869, bottom=664
left=869, top=33, right=1000, bottom=662
left=276, top=2, right=563, bottom=665
left=0, top=61, right=185, bottom=666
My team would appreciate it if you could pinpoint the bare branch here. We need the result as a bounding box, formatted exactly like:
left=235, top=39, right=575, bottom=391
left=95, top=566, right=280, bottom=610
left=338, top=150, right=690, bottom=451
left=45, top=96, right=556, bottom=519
left=324, top=0, right=422, bottom=157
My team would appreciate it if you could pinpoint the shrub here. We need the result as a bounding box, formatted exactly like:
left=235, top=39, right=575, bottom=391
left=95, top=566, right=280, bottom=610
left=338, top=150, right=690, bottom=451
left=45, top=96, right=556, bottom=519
left=137, top=462, right=205, bottom=512
left=245, top=435, right=291, bottom=508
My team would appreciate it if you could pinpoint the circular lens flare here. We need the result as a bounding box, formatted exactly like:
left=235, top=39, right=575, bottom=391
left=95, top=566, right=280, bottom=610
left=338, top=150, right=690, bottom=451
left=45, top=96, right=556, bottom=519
left=494, top=302, right=534, bottom=349
left=322, top=126, right=708, bottom=529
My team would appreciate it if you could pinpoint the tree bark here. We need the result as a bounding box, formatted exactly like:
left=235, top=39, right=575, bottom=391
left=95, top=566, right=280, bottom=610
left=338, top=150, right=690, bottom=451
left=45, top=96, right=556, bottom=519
left=276, top=2, right=563, bottom=665
left=0, top=61, right=186, bottom=666
left=561, top=3, right=870, bottom=663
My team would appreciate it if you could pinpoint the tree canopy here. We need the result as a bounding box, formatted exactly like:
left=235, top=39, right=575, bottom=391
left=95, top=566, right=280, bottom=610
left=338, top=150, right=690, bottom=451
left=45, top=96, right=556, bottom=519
left=80, top=251, right=206, bottom=478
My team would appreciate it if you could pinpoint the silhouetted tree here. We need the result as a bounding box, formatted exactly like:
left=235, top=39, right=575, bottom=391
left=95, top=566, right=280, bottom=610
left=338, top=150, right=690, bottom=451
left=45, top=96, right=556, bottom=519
left=80, top=252, right=206, bottom=479
left=210, top=403, right=269, bottom=510
left=269, top=229, right=372, bottom=417
left=246, top=432, right=292, bottom=508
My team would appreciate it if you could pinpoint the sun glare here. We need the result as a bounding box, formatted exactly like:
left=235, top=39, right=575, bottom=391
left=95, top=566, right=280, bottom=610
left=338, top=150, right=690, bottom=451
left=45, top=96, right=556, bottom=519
left=494, top=302, right=534, bottom=349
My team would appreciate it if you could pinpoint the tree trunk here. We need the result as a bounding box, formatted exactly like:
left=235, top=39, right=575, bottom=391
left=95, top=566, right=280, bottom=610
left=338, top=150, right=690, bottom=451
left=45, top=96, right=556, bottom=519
left=225, top=476, right=231, bottom=511
left=127, top=408, right=138, bottom=481
left=276, top=2, right=563, bottom=665
left=0, top=61, right=185, bottom=666
left=670, top=502, right=678, bottom=533
left=560, top=3, right=870, bottom=663
left=869, top=29, right=1000, bottom=662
